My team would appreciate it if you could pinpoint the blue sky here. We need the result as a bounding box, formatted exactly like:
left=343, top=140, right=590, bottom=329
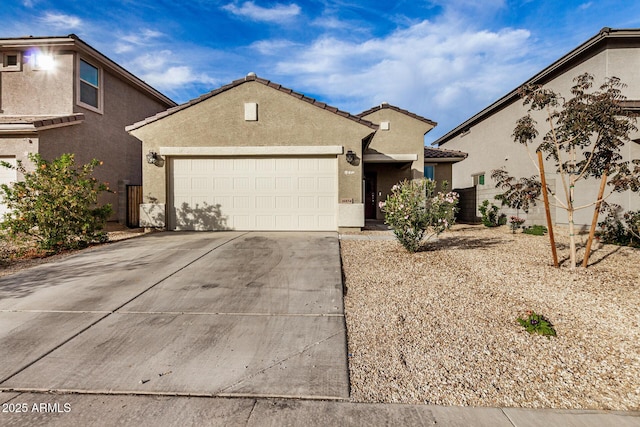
left=3, top=1, right=640, bottom=144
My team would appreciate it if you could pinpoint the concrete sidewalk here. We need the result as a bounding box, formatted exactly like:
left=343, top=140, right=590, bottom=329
left=1, top=392, right=638, bottom=426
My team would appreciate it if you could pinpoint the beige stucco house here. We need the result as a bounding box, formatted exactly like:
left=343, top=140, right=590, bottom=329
left=0, top=34, right=176, bottom=222
left=127, top=73, right=446, bottom=231
left=434, top=28, right=640, bottom=227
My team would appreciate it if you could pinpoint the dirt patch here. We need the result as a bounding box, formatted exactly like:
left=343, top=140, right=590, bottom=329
left=341, top=224, right=640, bottom=410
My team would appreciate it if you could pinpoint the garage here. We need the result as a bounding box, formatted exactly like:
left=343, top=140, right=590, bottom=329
left=169, top=156, right=337, bottom=231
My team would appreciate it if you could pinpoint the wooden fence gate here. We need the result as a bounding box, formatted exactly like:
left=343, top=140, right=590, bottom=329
left=126, top=185, right=143, bottom=228
left=454, top=186, right=480, bottom=224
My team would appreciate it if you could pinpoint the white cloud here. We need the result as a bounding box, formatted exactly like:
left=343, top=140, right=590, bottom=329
left=127, top=50, right=217, bottom=90
left=40, top=12, right=82, bottom=29
left=256, top=17, right=535, bottom=142
left=250, top=39, right=300, bottom=55
left=222, top=1, right=301, bottom=23
left=578, top=2, right=593, bottom=11
left=115, top=29, right=165, bottom=54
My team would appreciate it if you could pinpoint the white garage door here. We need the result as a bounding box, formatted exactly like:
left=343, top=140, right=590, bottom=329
left=169, top=157, right=337, bottom=231
left=0, top=157, right=17, bottom=219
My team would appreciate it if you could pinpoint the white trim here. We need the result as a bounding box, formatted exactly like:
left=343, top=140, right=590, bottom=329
left=1, top=51, right=22, bottom=71
left=159, top=145, right=344, bottom=156
left=363, top=153, right=418, bottom=162
left=77, top=56, right=103, bottom=114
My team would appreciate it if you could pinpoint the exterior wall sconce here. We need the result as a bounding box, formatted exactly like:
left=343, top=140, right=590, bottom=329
left=346, top=150, right=357, bottom=165
left=146, top=151, right=159, bottom=165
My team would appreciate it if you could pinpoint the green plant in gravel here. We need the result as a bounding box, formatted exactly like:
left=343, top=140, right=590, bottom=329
left=0, top=153, right=112, bottom=253
left=479, top=200, right=507, bottom=227
left=517, top=310, right=556, bottom=337
left=597, top=203, right=640, bottom=248
left=379, top=178, right=458, bottom=253
left=523, top=225, right=548, bottom=236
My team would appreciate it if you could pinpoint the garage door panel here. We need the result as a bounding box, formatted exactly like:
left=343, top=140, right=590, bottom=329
left=256, top=196, right=274, bottom=209
left=170, top=157, right=336, bottom=231
left=256, top=177, right=275, bottom=190
left=275, top=177, right=292, bottom=190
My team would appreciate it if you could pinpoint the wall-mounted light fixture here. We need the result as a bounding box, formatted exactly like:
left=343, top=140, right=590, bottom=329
left=146, top=151, right=159, bottom=165
left=346, top=150, right=357, bottom=165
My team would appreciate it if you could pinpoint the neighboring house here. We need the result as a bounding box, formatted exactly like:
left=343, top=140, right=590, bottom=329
left=127, top=73, right=449, bottom=231
left=434, top=27, right=640, bottom=227
left=0, top=34, right=176, bottom=222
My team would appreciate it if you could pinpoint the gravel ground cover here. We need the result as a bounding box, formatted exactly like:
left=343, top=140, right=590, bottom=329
left=341, top=225, right=640, bottom=410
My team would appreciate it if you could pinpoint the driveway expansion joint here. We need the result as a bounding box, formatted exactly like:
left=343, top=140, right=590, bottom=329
left=0, top=387, right=351, bottom=402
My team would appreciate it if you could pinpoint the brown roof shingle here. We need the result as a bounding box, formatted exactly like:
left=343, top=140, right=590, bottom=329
left=126, top=74, right=378, bottom=132
left=358, top=103, right=437, bottom=127
left=424, top=146, right=467, bottom=160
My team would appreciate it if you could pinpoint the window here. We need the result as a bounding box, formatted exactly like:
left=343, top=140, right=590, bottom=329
left=78, top=58, right=102, bottom=112
left=424, top=165, right=435, bottom=180
left=1, top=52, right=22, bottom=71
left=473, top=173, right=485, bottom=186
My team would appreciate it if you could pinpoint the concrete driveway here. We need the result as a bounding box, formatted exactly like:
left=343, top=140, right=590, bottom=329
left=0, top=232, right=348, bottom=400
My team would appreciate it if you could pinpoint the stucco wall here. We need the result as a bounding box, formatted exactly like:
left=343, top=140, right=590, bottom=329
left=130, top=81, right=374, bottom=209
left=0, top=50, right=74, bottom=115
left=0, top=136, right=39, bottom=178
left=360, top=108, right=432, bottom=180
left=442, top=47, right=640, bottom=226
left=38, top=55, right=172, bottom=220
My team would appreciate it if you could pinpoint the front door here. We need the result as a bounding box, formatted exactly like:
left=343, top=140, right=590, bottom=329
left=364, top=172, right=377, bottom=219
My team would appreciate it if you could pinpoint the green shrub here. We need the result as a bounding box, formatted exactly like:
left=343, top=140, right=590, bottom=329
left=380, top=178, right=458, bottom=252
left=479, top=200, right=506, bottom=227
left=523, top=225, right=548, bottom=236
left=0, top=153, right=112, bottom=253
left=517, top=310, right=556, bottom=337
left=597, top=204, right=640, bottom=247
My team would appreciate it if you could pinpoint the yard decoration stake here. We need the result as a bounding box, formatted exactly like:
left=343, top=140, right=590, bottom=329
left=538, top=151, right=558, bottom=267
left=582, top=172, right=608, bottom=267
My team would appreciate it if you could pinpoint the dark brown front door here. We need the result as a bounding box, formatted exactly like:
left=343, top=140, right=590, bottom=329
left=364, top=172, right=377, bottom=219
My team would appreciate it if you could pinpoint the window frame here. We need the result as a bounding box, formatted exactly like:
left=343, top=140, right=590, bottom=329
left=472, top=172, right=485, bottom=186
left=76, top=56, right=103, bottom=114
left=1, top=51, right=22, bottom=72
left=424, top=164, right=435, bottom=181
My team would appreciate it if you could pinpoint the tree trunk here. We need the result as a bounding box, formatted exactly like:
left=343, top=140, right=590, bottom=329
left=568, top=178, right=576, bottom=269
left=568, top=208, right=576, bottom=269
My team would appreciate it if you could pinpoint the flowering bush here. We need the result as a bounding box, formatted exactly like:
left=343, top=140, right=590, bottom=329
left=379, top=178, right=458, bottom=252
left=509, top=216, right=526, bottom=233
left=0, top=153, right=112, bottom=253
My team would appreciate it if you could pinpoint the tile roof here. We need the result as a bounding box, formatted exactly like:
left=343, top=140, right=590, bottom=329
left=358, top=103, right=437, bottom=127
left=126, top=74, right=378, bottom=132
left=0, top=114, right=84, bottom=129
left=424, top=146, right=467, bottom=160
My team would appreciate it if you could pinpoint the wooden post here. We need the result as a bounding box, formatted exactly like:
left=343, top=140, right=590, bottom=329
left=582, top=173, right=608, bottom=268
left=538, top=151, right=558, bottom=267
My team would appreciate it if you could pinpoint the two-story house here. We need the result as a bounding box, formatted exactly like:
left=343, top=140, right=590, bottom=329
left=0, top=34, right=176, bottom=222
left=434, top=28, right=640, bottom=227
